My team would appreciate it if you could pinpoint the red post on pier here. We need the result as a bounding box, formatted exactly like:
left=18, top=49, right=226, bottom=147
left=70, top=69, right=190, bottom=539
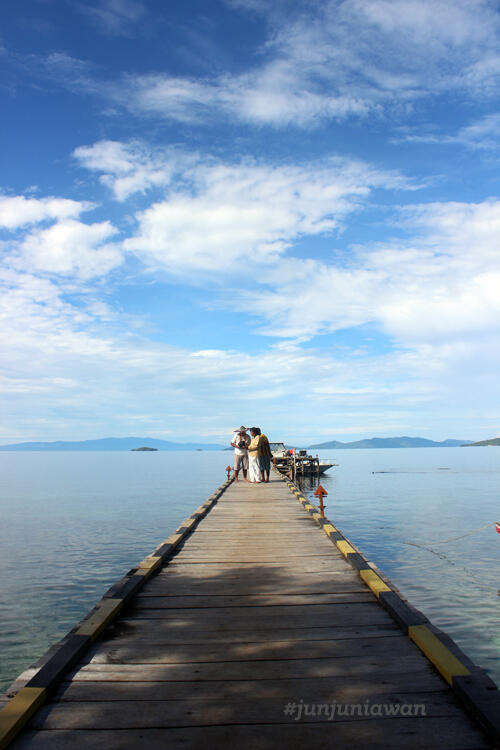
left=314, top=484, right=328, bottom=517
left=226, top=465, right=232, bottom=480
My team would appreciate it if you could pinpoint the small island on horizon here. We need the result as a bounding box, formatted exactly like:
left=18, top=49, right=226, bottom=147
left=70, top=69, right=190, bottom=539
left=131, top=446, right=158, bottom=452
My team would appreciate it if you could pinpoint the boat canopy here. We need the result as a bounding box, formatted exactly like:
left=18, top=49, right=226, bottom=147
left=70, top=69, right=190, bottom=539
left=269, top=442, right=286, bottom=456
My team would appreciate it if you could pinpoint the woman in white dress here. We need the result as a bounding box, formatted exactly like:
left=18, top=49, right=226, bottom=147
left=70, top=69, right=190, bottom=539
left=247, top=427, right=262, bottom=483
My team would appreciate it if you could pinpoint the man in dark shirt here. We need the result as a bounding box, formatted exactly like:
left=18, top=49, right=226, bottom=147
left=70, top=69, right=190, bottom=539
left=255, top=427, right=272, bottom=482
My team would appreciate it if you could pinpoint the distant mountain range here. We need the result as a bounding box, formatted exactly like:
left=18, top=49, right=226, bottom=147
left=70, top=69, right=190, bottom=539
left=0, top=435, right=487, bottom=452
left=0, top=437, right=225, bottom=451
left=465, top=437, right=500, bottom=447
left=307, top=436, right=473, bottom=450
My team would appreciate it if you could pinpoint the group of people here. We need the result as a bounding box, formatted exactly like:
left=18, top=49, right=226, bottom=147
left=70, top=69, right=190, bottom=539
left=231, top=425, right=272, bottom=483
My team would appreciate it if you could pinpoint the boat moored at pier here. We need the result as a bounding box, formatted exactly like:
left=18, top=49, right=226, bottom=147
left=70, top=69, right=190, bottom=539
left=270, top=442, right=337, bottom=478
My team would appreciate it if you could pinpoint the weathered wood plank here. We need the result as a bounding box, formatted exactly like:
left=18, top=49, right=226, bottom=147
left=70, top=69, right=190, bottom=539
left=164, top=559, right=355, bottom=569
left=151, top=572, right=360, bottom=591
left=140, top=577, right=364, bottom=596
left=31, top=692, right=465, bottom=730
left=68, top=653, right=436, bottom=681
left=173, top=551, right=340, bottom=558
left=175, top=548, right=338, bottom=555
left=12, top=720, right=490, bottom=750
left=154, top=568, right=359, bottom=587
left=107, top=622, right=401, bottom=644
left=54, top=672, right=451, bottom=702
left=87, top=635, right=415, bottom=665
left=132, top=592, right=374, bottom=609
left=124, top=611, right=392, bottom=629
left=120, top=608, right=401, bottom=628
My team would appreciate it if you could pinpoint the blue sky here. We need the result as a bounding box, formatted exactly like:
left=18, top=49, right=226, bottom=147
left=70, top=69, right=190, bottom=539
left=1, top=0, right=500, bottom=445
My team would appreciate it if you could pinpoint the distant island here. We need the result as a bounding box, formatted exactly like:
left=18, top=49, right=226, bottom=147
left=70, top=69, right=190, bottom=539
left=0, top=437, right=225, bottom=452
left=308, top=436, right=474, bottom=450
left=464, top=437, right=500, bottom=447
left=131, top=446, right=158, bottom=452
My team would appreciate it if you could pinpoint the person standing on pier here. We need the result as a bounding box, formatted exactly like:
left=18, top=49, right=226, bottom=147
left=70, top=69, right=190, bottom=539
left=247, top=427, right=262, bottom=482
left=256, top=427, right=272, bottom=482
left=231, top=426, right=249, bottom=482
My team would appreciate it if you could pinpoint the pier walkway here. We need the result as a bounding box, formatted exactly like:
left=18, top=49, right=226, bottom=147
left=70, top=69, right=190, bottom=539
left=3, top=475, right=497, bottom=749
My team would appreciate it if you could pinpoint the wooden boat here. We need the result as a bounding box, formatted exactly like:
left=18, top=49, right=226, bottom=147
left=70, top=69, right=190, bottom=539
left=269, top=442, right=337, bottom=476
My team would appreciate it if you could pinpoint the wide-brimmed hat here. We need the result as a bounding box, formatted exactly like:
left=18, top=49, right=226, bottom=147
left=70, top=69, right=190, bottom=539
left=235, top=425, right=247, bottom=431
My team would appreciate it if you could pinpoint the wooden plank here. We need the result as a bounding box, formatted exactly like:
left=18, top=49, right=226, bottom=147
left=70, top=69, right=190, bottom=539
left=12, top=720, right=491, bottom=750
left=122, top=603, right=389, bottom=631
left=126, top=601, right=387, bottom=619
left=193, top=522, right=316, bottom=528
left=31, top=692, right=465, bottom=730
left=107, top=622, right=401, bottom=644
left=140, top=577, right=364, bottom=595
left=135, top=592, right=372, bottom=606
left=176, top=543, right=332, bottom=550
left=153, top=568, right=360, bottom=580
left=137, top=587, right=366, bottom=598
left=164, top=559, right=353, bottom=569
left=55, top=672, right=452, bottom=702
left=88, top=635, right=415, bottom=665
left=132, top=593, right=374, bottom=609
left=176, top=545, right=338, bottom=552
left=185, top=526, right=322, bottom=531
left=172, top=554, right=341, bottom=561
left=158, top=568, right=352, bottom=579
left=68, top=653, right=435, bottom=681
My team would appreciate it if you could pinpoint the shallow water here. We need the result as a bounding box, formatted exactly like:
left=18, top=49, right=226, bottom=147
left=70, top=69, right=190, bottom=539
left=0, top=451, right=232, bottom=692
left=300, top=447, right=500, bottom=684
left=0, top=447, right=499, bottom=691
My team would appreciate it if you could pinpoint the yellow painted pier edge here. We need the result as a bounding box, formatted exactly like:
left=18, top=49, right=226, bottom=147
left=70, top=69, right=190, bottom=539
left=0, top=689, right=46, bottom=750
left=0, top=477, right=234, bottom=750
left=278, top=468, right=500, bottom=742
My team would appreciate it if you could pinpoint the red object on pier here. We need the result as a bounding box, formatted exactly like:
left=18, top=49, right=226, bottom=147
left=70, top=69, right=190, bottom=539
left=314, top=484, right=328, bottom=516
left=226, top=465, right=232, bottom=479
left=314, top=485, right=328, bottom=498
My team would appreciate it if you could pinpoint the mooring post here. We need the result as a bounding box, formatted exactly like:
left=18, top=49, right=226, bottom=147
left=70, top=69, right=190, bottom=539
left=226, top=465, right=232, bottom=480
left=314, top=484, right=328, bottom=517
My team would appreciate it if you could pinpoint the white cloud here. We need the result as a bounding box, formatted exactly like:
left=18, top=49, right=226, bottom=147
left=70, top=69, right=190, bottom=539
left=0, top=263, right=441, bottom=441
left=2, top=192, right=499, bottom=442
left=40, top=51, right=100, bottom=93
left=242, top=199, right=500, bottom=347
left=25, top=0, right=500, bottom=131
left=122, top=156, right=408, bottom=273
left=114, top=0, right=500, bottom=127
left=1, top=194, right=123, bottom=280
left=71, top=0, right=145, bottom=35
left=15, top=219, right=122, bottom=279
left=126, top=65, right=371, bottom=128
left=0, top=195, right=91, bottom=229
left=398, top=113, right=500, bottom=151
left=73, top=140, right=187, bottom=201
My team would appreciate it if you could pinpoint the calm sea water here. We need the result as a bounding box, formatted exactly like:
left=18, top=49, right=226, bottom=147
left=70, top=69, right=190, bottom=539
left=0, top=447, right=499, bottom=692
left=303, top=447, right=500, bottom=684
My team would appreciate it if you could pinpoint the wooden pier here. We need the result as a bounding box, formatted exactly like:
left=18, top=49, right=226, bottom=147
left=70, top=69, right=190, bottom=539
left=1, top=473, right=499, bottom=749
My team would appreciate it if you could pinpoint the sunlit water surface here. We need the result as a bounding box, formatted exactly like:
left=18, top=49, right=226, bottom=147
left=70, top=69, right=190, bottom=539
left=0, top=448, right=499, bottom=691
left=302, top=447, right=500, bottom=685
